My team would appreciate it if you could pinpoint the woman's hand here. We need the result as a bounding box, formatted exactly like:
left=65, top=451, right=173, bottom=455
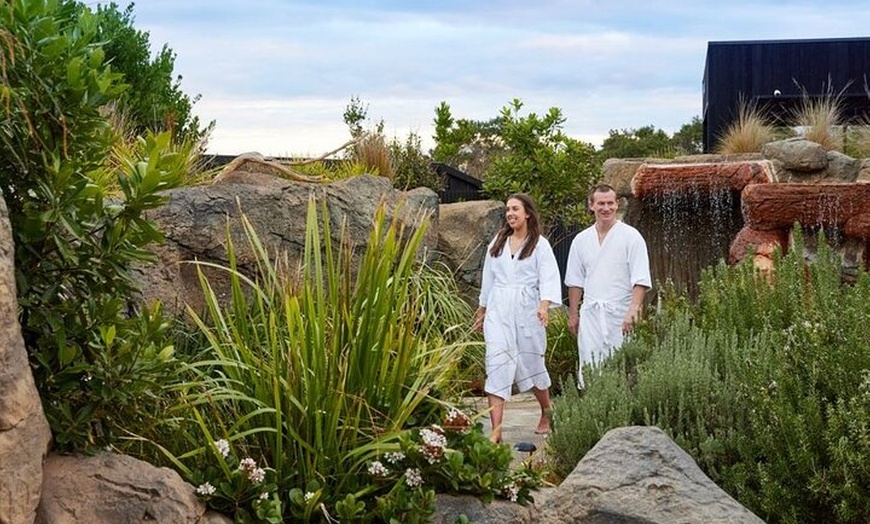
left=473, top=307, right=486, bottom=332
left=537, top=301, right=551, bottom=328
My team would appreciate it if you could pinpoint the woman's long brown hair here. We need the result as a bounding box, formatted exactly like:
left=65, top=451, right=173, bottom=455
left=489, top=193, right=542, bottom=260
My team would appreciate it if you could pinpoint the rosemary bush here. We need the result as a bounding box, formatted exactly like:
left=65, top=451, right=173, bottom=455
left=549, top=229, right=870, bottom=523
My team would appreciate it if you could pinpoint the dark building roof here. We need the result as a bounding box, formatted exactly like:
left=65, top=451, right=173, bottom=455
left=703, top=37, right=870, bottom=152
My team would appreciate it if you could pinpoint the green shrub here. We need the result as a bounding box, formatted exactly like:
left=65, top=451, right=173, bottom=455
left=148, top=199, right=527, bottom=522
left=0, top=0, right=188, bottom=449
left=545, top=308, right=580, bottom=394
left=549, top=229, right=870, bottom=523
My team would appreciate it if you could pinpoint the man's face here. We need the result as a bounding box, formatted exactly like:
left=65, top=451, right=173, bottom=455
left=589, top=190, right=618, bottom=225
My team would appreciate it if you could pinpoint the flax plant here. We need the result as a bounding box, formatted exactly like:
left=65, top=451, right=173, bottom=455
left=180, top=197, right=468, bottom=513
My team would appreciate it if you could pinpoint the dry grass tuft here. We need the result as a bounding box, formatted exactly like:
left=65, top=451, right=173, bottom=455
left=715, top=100, right=776, bottom=154
left=791, top=81, right=847, bottom=151
left=354, top=132, right=394, bottom=179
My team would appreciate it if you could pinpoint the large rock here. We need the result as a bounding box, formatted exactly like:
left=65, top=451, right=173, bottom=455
left=135, top=174, right=438, bottom=316
left=761, top=138, right=828, bottom=172
left=742, top=182, right=870, bottom=231
left=728, top=227, right=789, bottom=265
left=630, top=160, right=775, bottom=199
left=437, top=200, right=504, bottom=293
left=433, top=426, right=763, bottom=523
left=0, top=196, right=52, bottom=524
left=36, top=452, right=231, bottom=524
left=540, top=426, right=764, bottom=523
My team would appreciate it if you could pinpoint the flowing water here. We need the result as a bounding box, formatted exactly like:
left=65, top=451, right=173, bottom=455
left=625, top=187, right=744, bottom=302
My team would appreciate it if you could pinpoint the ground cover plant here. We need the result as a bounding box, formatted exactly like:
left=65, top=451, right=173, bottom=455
left=136, top=199, right=541, bottom=522
left=548, top=230, right=870, bottom=524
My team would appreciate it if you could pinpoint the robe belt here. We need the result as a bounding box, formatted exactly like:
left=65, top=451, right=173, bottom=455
left=581, top=299, right=618, bottom=347
left=492, top=283, right=538, bottom=306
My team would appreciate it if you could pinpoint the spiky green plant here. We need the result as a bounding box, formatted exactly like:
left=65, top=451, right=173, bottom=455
left=163, top=197, right=470, bottom=519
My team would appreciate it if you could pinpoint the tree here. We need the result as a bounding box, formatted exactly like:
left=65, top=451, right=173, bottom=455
left=598, top=125, right=673, bottom=160
left=1, top=0, right=189, bottom=449
left=672, top=116, right=703, bottom=155
left=481, top=99, right=599, bottom=229
left=91, top=2, right=212, bottom=143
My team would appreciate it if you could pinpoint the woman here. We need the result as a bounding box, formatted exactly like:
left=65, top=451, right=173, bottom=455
left=472, top=193, right=561, bottom=443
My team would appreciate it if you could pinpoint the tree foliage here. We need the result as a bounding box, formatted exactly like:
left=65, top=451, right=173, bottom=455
left=90, top=2, right=212, bottom=143
left=598, top=125, right=674, bottom=160
left=598, top=118, right=704, bottom=161
left=444, top=99, right=599, bottom=229
left=0, top=0, right=189, bottom=449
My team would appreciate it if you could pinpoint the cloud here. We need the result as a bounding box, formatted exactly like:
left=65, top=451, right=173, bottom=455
left=127, top=0, right=870, bottom=156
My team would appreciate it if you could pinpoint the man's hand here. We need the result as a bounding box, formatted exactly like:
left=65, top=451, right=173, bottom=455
left=622, top=306, right=641, bottom=335
left=567, top=311, right=579, bottom=337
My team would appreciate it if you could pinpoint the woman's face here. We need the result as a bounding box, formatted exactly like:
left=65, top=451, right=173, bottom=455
left=505, top=198, right=529, bottom=231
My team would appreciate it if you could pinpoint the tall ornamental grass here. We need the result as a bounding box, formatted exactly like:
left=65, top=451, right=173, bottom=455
left=549, top=229, right=870, bottom=524
left=162, top=198, right=472, bottom=519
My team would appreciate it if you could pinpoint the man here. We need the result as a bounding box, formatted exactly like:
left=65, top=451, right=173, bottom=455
left=564, top=184, right=651, bottom=388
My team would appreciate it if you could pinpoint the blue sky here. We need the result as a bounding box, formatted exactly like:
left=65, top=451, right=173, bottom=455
left=121, top=1, right=870, bottom=156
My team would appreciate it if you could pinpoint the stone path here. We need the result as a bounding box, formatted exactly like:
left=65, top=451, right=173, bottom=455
left=461, top=392, right=550, bottom=467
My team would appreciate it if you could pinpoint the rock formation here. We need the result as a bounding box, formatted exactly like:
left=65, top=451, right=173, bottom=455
left=135, top=173, right=438, bottom=316
left=431, top=426, right=764, bottom=523
left=0, top=197, right=52, bottom=524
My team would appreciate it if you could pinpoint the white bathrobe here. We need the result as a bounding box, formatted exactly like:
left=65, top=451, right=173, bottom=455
left=564, top=221, right=651, bottom=387
left=479, top=235, right=562, bottom=400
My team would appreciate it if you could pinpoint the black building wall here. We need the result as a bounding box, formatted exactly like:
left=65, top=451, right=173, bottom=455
left=703, top=37, right=870, bottom=152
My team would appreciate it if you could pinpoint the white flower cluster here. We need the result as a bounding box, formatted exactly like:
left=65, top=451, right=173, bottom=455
left=214, top=439, right=230, bottom=458
left=443, top=408, right=471, bottom=432
left=420, top=427, right=447, bottom=464
left=304, top=491, right=315, bottom=502
left=384, top=451, right=406, bottom=464
left=196, top=481, right=216, bottom=496
left=239, top=457, right=266, bottom=484
left=503, top=482, right=519, bottom=502
left=404, top=468, right=424, bottom=488
left=368, top=460, right=390, bottom=478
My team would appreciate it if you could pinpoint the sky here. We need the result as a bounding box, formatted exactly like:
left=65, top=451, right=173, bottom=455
left=119, top=1, right=870, bottom=157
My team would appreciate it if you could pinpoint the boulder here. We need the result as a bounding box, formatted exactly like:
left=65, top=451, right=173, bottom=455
left=823, top=150, right=861, bottom=182
left=728, top=226, right=789, bottom=265
left=431, top=494, right=535, bottom=524
left=761, top=138, right=828, bottom=172
left=36, top=452, right=231, bottom=524
left=135, top=174, right=438, bottom=316
left=437, top=200, right=504, bottom=292
left=601, top=158, right=645, bottom=198
left=539, top=426, right=765, bottom=523
left=0, top=196, right=52, bottom=524
left=741, top=182, right=870, bottom=231
left=858, top=159, right=870, bottom=182
left=630, top=161, right=774, bottom=199
left=432, top=426, right=763, bottom=523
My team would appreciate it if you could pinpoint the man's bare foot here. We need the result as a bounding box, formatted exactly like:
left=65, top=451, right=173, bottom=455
left=534, top=416, right=550, bottom=435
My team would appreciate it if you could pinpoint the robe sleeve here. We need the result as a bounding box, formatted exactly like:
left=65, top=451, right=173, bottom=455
left=564, top=233, right=585, bottom=288
left=536, top=236, right=563, bottom=306
left=479, top=237, right=496, bottom=307
left=627, top=230, right=652, bottom=289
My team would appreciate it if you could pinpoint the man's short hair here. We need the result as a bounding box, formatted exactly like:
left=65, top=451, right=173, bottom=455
left=587, top=183, right=617, bottom=205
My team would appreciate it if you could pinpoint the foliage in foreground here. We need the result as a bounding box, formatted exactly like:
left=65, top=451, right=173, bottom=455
left=141, top=200, right=535, bottom=522
left=0, top=0, right=191, bottom=449
left=549, top=231, right=870, bottom=524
